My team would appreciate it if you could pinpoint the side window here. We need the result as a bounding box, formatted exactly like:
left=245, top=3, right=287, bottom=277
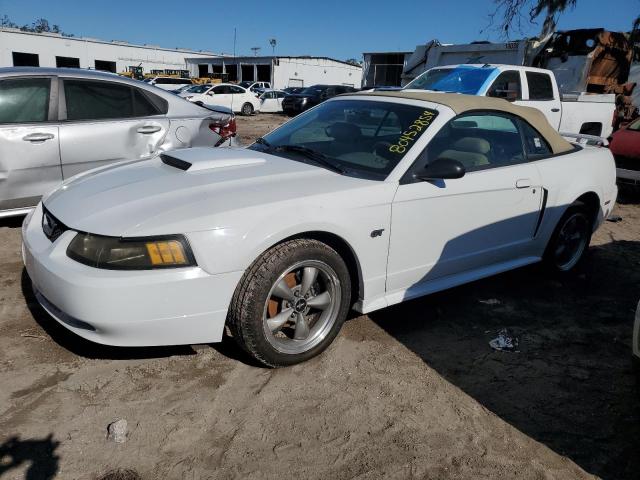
left=276, top=91, right=286, bottom=98
left=520, top=121, right=552, bottom=158
left=230, top=86, right=245, bottom=94
left=526, top=72, right=554, bottom=100
left=64, top=79, right=133, bottom=120
left=0, top=77, right=50, bottom=123
left=133, top=89, right=162, bottom=116
left=425, top=113, right=525, bottom=171
left=213, top=85, right=227, bottom=94
left=487, top=71, right=522, bottom=101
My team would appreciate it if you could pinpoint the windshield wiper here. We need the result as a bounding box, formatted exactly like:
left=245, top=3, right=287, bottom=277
left=272, top=145, right=345, bottom=174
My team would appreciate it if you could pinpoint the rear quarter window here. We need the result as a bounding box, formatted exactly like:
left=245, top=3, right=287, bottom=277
left=526, top=72, right=554, bottom=101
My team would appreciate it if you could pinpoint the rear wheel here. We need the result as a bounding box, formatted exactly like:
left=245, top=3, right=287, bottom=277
left=544, top=204, right=593, bottom=272
left=227, top=239, right=351, bottom=367
left=241, top=103, right=254, bottom=116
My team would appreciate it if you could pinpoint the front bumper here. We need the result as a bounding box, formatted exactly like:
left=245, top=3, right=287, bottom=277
left=22, top=204, right=243, bottom=347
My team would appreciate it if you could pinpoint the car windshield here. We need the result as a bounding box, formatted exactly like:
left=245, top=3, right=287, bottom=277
left=405, top=66, right=497, bottom=94
left=300, top=86, right=326, bottom=95
left=249, top=99, right=439, bottom=179
left=188, top=84, right=212, bottom=94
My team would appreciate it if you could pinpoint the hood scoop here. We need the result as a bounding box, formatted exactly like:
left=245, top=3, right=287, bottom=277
left=160, top=147, right=266, bottom=172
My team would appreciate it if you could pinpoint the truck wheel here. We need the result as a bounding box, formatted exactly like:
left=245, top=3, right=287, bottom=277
left=241, top=103, right=254, bottom=116
left=543, top=203, right=593, bottom=273
left=227, top=239, right=351, bottom=367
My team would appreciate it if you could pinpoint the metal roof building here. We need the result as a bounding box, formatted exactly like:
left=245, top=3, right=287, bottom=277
left=0, top=27, right=224, bottom=74
left=185, top=55, right=363, bottom=89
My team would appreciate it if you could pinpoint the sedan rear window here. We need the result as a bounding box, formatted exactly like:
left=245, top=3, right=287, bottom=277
left=64, top=80, right=165, bottom=120
left=0, top=77, right=50, bottom=124
left=253, top=99, right=439, bottom=178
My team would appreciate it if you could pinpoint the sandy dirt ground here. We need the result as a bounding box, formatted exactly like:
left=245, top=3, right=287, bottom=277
left=1, top=114, right=639, bottom=480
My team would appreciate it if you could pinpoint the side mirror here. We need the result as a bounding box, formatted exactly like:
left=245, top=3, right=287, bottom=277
left=207, top=91, right=214, bottom=96
left=415, top=158, right=465, bottom=181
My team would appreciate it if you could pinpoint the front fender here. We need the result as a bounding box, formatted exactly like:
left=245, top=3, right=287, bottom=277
left=186, top=188, right=395, bottom=302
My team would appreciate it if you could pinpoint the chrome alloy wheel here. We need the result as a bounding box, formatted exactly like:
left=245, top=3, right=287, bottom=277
left=262, top=260, right=342, bottom=354
left=553, top=212, right=589, bottom=271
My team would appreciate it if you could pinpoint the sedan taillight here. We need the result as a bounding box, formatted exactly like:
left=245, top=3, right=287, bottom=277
left=209, top=116, right=237, bottom=140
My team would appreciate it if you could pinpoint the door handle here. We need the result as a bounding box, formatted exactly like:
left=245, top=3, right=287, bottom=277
left=23, top=133, right=55, bottom=142
left=516, top=179, right=531, bottom=189
left=136, top=125, right=162, bottom=135
left=551, top=108, right=560, bottom=112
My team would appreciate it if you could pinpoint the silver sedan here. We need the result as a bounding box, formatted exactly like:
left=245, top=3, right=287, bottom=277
left=0, top=67, right=236, bottom=218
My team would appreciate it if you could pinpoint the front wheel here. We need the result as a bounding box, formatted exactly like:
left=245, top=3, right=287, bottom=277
left=543, top=204, right=593, bottom=273
left=241, top=103, right=254, bottom=116
left=227, top=239, right=351, bottom=367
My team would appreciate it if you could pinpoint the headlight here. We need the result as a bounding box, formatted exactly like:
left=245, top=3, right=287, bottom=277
left=67, top=233, right=196, bottom=270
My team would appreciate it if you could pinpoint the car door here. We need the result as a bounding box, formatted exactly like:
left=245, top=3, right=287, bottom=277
left=205, top=85, right=232, bottom=109
left=386, top=112, right=543, bottom=294
left=58, top=77, right=170, bottom=179
left=275, top=91, right=286, bottom=111
left=519, top=71, right=562, bottom=130
left=260, top=91, right=279, bottom=112
left=0, top=76, right=61, bottom=211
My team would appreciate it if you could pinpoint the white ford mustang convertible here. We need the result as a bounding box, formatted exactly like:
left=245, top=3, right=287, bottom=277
left=23, top=91, right=618, bottom=367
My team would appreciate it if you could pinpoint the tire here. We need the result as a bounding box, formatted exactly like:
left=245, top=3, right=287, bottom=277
left=227, top=239, right=351, bottom=367
left=543, top=203, right=593, bottom=273
left=241, top=103, right=254, bottom=116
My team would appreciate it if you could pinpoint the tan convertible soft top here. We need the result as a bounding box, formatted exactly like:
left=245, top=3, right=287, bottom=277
left=347, top=91, right=574, bottom=154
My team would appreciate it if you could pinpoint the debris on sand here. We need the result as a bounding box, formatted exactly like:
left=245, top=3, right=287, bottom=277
left=106, top=419, right=128, bottom=443
left=97, top=468, right=141, bottom=480
left=606, top=215, right=622, bottom=223
left=489, top=329, right=520, bottom=352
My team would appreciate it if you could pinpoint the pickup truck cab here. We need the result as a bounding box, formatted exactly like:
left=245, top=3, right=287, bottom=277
left=405, top=64, right=615, bottom=138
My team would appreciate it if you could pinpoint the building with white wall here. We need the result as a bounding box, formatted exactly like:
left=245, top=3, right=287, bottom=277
left=185, top=56, right=363, bottom=89
left=0, top=27, right=222, bottom=74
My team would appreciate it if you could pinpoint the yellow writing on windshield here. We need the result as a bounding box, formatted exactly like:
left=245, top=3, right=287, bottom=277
left=389, top=110, right=437, bottom=154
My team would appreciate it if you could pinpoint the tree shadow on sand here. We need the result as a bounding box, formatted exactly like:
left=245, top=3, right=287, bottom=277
left=0, top=434, right=60, bottom=480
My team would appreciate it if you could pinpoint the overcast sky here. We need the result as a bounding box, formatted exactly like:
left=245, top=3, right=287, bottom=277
left=1, top=0, right=637, bottom=59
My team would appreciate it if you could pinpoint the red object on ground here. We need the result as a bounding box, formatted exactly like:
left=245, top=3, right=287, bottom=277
left=610, top=119, right=640, bottom=160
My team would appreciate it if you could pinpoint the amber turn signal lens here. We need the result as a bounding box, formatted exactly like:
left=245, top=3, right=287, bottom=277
left=146, top=240, right=189, bottom=266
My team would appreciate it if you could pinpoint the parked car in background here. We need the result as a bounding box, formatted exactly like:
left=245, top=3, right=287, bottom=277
left=23, top=91, right=617, bottom=367
left=609, top=117, right=640, bottom=186
left=169, top=84, right=199, bottom=95
left=184, top=83, right=261, bottom=115
left=405, top=64, right=616, bottom=138
left=143, top=76, right=193, bottom=91
left=281, top=84, right=358, bottom=116
left=0, top=67, right=235, bottom=218
left=239, top=81, right=271, bottom=96
left=178, top=83, right=216, bottom=100
left=283, top=87, right=304, bottom=95
left=259, top=89, right=288, bottom=113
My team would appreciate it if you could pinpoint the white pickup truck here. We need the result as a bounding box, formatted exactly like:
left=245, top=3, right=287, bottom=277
left=404, top=64, right=615, bottom=139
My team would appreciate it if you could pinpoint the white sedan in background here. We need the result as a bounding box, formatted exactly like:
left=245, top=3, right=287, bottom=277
left=182, top=83, right=261, bottom=115
left=23, top=91, right=617, bottom=367
left=259, top=89, right=288, bottom=113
